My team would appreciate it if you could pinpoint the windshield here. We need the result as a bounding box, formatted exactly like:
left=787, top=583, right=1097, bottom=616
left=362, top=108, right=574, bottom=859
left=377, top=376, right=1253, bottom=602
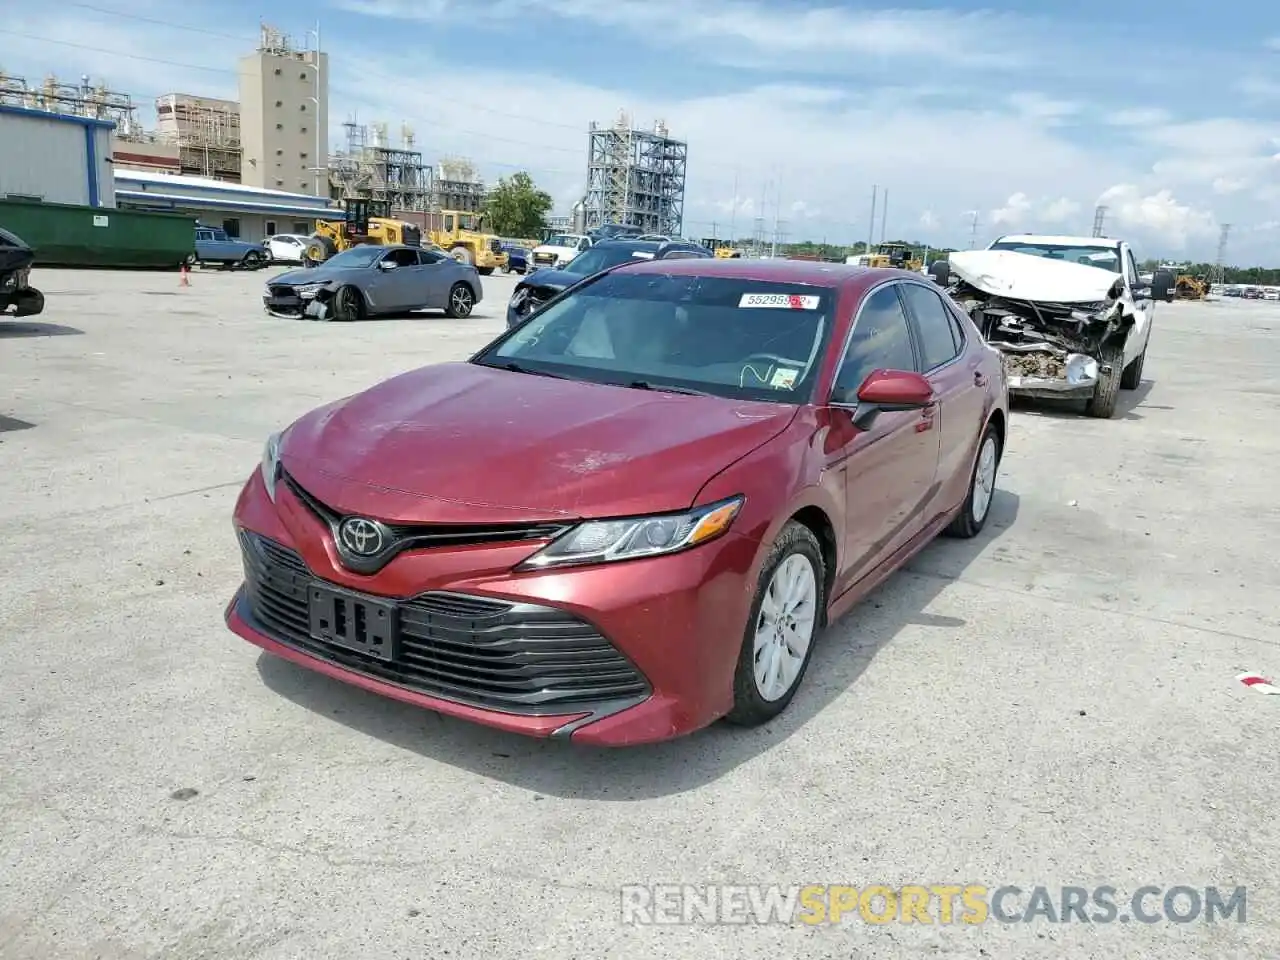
left=476, top=272, right=833, bottom=403
left=544, top=235, right=580, bottom=247
left=324, top=246, right=384, bottom=268
left=560, top=245, right=656, bottom=276
left=989, top=241, right=1121, bottom=273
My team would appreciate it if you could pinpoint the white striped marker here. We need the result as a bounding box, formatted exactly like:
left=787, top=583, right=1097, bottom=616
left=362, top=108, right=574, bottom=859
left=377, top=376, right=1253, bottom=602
left=1237, top=673, right=1280, bottom=695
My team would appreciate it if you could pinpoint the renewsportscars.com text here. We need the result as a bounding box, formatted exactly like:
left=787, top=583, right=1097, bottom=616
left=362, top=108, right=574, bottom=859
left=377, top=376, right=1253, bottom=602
left=620, top=884, right=1247, bottom=926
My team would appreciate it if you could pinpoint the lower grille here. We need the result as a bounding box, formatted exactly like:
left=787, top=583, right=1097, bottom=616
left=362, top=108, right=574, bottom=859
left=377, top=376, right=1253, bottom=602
left=238, top=530, right=650, bottom=713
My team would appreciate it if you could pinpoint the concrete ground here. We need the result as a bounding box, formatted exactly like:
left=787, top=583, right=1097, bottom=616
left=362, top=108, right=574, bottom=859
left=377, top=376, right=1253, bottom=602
left=2, top=268, right=1277, bottom=959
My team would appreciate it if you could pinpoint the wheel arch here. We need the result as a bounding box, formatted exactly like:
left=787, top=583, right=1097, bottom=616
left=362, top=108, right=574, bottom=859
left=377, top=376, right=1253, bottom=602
left=786, top=505, right=837, bottom=626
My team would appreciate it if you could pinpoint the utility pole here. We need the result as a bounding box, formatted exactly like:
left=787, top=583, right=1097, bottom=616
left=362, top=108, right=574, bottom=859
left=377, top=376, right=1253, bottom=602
left=879, top=189, right=889, bottom=244
left=770, top=175, right=783, bottom=258
left=866, top=185, right=878, bottom=254
left=729, top=166, right=740, bottom=243
left=1092, top=204, right=1108, bottom=238
left=968, top=210, right=980, bottom=249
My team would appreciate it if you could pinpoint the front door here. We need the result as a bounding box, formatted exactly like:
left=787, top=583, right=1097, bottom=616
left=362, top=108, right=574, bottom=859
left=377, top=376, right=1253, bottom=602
left=1123, top=246, right=1153, bottom=366
left=829, top=282, right=941, bottom=591
left=367, top=249, right=419, bottom=311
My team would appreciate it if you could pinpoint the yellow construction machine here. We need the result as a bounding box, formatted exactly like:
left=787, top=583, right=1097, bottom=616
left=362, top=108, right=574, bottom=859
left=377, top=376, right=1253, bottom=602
left=866, top=242, right=923, bottom=271
left=1174, top=274, right=1209, bottom=300
left=700, top=237, right=743, bottom=258
left=428, top=210, right=507, bottom=275
left=303, top=198, right=422, bottom=265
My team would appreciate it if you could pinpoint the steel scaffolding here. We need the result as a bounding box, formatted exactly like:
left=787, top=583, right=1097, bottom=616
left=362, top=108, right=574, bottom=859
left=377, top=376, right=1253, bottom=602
left=584, top=111, right=686, bottom=236
left=328, top=120, right=434, bottom=211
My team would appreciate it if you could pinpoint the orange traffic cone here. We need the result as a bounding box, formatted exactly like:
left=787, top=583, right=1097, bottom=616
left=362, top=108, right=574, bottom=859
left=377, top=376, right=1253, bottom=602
left=180, top=264, right=190, bottom=287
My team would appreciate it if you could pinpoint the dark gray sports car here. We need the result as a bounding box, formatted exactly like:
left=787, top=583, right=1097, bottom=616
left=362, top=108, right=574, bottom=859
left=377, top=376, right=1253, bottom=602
left=263, top=244, right=482, bottom=321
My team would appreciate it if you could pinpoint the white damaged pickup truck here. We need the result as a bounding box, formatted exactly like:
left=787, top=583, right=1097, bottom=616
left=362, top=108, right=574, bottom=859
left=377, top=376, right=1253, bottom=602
left=941, top=235, right=1174, bottom=419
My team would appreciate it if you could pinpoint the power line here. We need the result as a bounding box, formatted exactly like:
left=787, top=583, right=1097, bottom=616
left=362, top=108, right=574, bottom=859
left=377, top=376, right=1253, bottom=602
left=59, top=2, right=258, bottom=42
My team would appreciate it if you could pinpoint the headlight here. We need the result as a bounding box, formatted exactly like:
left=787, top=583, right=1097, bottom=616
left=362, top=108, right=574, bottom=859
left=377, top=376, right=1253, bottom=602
left=517, top=496, right=744, bottom=570
left=261, top=431, right=283, bottom=501
left=295, top=283, right=323, bottom=298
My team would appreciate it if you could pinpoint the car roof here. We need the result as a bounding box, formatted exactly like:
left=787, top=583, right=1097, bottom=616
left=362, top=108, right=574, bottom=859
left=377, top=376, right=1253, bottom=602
left=593, top=238, right=705, bottom=253
left=993, top=234, right=1122, bottom=249
left=610, top=256, right=914, bottom=289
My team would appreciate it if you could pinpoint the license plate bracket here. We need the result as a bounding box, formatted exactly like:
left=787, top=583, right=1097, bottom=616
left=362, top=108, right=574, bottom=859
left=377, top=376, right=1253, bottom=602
left=307, top=584, right=399, bottom=661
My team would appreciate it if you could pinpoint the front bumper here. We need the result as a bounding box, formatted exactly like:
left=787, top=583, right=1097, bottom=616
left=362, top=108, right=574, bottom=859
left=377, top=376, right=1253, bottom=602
left=1001, top=350, right=1099, bottom=401
left=225, top=470, right=757, bottom=745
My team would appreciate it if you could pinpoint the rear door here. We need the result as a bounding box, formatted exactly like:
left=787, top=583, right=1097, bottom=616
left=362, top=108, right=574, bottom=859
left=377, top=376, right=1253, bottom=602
left=829, top=281, right=941, bottom=590
left=898, top=280, right=986, bottom=519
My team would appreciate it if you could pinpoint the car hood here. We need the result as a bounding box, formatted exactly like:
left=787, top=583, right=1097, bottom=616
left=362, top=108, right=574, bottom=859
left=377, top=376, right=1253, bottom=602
left=280, top=361, right=796, bottom=523
left=520, top=267, right=583, bottom=291
left=949, top=249, right=1123, bottom=303
left=269, top=266, right=362, bottom=285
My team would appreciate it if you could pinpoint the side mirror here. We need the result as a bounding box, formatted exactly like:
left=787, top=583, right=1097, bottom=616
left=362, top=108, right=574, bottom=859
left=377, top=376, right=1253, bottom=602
left=831, top=369, right=933, bottom=430
left=1132, top=284, right=1152, bottom=300
left=378, top=259, right=398, bottom=270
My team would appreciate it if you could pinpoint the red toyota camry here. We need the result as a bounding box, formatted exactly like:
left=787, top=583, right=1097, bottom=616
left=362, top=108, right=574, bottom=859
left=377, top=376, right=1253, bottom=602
left=226, top=258, right=1009, bottom=746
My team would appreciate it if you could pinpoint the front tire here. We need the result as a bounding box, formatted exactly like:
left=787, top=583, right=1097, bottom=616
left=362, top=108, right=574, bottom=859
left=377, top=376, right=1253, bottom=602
left=725, top=521, right=825, bottom=727
left=332, top=285, right=364, bottom=322
left=451, top=245, right=474, bottom=266
left=445, top=282, right=474, bottom=318
left=1085, top=343, right=1124, bottom=418
left=945, top=420, right=1002, bottom=539
left=1120, top=344, right=1146, bottom=390
left=241, top=250, right=264, bottom=270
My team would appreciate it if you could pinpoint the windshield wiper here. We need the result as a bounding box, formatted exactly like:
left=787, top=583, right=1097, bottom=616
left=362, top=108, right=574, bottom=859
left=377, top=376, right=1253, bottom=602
left=491, top=361, right=568, bottom=379
left=626, top=380, right=714, bottom=397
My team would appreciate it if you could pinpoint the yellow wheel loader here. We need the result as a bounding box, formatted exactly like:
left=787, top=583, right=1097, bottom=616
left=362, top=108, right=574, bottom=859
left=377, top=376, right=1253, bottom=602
left=302, top=198, right=422, bottom=265
left=428, top=211, right=507, bottom=275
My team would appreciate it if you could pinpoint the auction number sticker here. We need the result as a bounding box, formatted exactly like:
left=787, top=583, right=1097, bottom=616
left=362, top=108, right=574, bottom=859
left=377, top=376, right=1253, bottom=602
left=739, top=293, right=820, bottom=309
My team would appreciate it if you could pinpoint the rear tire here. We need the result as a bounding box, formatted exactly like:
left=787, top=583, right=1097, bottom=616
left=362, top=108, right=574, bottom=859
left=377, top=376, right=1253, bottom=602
left=445, top=282, right=474, bottom=318
left=945, top=420, right=1002, bottom=539
left=241, top=250, right=264, bottom=270
left=724, top=521, right=825, bottom=727
left=1085, top=343, right=1124, bottom=418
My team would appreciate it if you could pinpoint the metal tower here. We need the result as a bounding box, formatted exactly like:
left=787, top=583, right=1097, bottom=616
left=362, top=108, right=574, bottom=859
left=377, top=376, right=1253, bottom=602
left=1092, top=204, right=1108, bottom=237
left=584, top=111, right=687, bottom=236
left=1210, top=224, right=1231, bottom=286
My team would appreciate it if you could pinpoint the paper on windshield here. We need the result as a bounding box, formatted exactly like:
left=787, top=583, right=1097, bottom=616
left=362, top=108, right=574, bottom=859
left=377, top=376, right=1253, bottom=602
left=630, top=251, right=655, bottom=259
left=739, top=293, right=820, bottom=309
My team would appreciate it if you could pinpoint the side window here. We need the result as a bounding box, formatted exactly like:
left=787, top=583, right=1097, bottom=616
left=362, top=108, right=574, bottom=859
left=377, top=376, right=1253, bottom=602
left=388, top=248, right=418, bottom=267
left=1124, top=248, right=1140, bottom=284
left=659, top=251, right=704, bottom=260
left=418, top=248, right=446, bottom=264
left=900, top=283, right=961, bottom=370
left=835, top=284, right=917, bottom=393
left=578, top=238, right=590, bottom=251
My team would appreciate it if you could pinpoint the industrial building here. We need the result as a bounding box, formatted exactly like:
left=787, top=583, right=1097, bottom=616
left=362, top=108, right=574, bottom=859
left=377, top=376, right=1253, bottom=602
left=583, top=112, right=687, bottom=237
left=238, top=25, right=329, bottom=196
left=155, top=93, right=241, bottom=181
left=0, top=103, right=115, bottom=208
left=329, top=120, right=432, bottom=211
left=113, top=170, right=335, bottom=242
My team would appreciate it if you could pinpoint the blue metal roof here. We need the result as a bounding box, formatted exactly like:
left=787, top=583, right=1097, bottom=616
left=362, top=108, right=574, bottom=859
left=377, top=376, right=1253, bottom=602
left=114, top=189, right=338, bottom=218
left=0, top=103, right=115, bottom=129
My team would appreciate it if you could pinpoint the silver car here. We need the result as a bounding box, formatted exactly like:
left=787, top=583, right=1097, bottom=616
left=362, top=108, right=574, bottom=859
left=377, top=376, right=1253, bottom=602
left=262, top=244, right=482, bottom=321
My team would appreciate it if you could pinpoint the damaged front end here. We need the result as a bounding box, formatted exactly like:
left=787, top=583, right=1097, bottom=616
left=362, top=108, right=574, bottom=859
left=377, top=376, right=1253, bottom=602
left=263, top=280, right=354, bottom=321
left=945, top=251, right=1135, bottom=400
left=1, top=229, right=45, bottom=319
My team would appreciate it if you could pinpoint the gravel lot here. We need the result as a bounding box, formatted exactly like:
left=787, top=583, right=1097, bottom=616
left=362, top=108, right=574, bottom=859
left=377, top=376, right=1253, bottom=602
left=2, top=267, right=1278, bottom=959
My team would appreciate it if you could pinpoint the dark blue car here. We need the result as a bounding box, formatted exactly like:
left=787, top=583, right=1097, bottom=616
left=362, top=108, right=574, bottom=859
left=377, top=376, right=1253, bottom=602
left=506, top=238, right=712, bottom=327
left=500, top=243, right=529, bottom=275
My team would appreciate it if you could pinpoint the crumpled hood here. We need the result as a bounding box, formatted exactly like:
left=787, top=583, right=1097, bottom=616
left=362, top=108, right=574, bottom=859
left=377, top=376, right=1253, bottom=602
left=521, top=267, right=583, bottom=291
left=281, top=361, right=796, bottom=524
left=269, top=265, right=363, bottom=286
left=949, top=249, right=1123, bottom=303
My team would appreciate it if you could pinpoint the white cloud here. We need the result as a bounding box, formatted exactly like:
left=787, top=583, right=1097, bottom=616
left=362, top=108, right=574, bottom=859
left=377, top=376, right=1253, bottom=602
left=1103, top=107, right=1172, bottom=127
left=1097, top=184, right=1217, bottom=248
left=919, top=211, right=939, bottom=230
left=1235, top=77, right=1280, bottom=100
left=1006, top=92, right=1080, bottom=123
left=991, top=192, right=1033, bottom=225
left=1212, top=177, right=1248, bottom=195
left=1041, top=197, right=1082, bottom=224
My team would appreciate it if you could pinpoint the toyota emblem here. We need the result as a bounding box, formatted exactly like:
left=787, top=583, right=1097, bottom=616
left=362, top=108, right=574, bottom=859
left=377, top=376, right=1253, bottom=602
left=338, top=517, right=386, bottom=557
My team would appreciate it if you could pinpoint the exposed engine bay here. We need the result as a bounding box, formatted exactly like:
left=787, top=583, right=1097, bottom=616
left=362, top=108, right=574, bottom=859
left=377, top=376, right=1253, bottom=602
left=944, top=249, right=1138, bottom=396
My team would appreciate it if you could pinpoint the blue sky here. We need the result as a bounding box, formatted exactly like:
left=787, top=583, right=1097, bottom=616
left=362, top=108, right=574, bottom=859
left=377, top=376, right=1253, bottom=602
left=9, top=0, right=1280, bottom=261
